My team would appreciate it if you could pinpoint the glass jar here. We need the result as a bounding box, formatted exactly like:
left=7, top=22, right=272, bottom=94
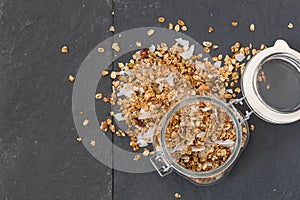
left=150, top=40, right=300, bottom=185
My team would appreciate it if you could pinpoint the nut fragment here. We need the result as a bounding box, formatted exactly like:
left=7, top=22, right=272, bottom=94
left=203, top=41, right=212, bottom=47
left=168, top=23, right=173, bottom=30
left=158, top=17, right=165, bottom=23
left=142, top=148, right=150, bottom=156
left=232, top=21, right=238, bottom=27
left=109, top=124, right=115, bottom=132
left=98, top=47, right=105, bottom=53
left=250, top=124, right=255, bottom=131
left=102, top=70, right=109, bottom=76
left=288, top=22, right=294, bottom=29
left=95, top=93, right=103, bottom=99
left=250, top=24, right=255, bottom=32
left=135, top=41, right=142, bottom=47
left=266, top=84, right=270, bottom=90
left=68, top=75, right=75, bottom=82
left=177, top=19, right=185, bottom=26
left=110, top=111, right=115, bottom=116
left=83, top=119, right=89, bottom=126
left=101, top=121, right=108, bottom=132
left=90, top=140, right=96, bottom=146
left=76, top=137, right=82, bottom=142
left=61, top=45, right=68, bottom=53
left=212, top=44, right=219, bottom=50
left=181, top=26, right=187, bottom=31
left=174, top=24, right=180, bottom=32
left=111, top=71, right=117, bottom=79
left=133, top=154, right=141, bottom=161
left=175, top=193, right=181, bottom=199
left=109, top=26, right=115, bottom=32
left=112, top=42, right=120, bottom=52
left=208, top=26, right=214, bottom=33
left=147, top=29, right=155, bottom=36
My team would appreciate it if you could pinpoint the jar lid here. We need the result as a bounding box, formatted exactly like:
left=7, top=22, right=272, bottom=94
left=242, top=40, right=300, bottom=124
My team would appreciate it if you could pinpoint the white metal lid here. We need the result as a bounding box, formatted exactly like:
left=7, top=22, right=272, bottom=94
left=242, top=40, right=300, bottom=124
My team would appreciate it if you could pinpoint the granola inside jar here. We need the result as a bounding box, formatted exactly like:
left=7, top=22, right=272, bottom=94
left=152, top=96, right=249, bottom=185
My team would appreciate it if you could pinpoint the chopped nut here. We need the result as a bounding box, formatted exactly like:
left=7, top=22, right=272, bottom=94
left=61, top=45, right=68, bottom=53
left=175, top=193, right=181, bottom=199
left=147, top=29, right=155, bottom=36
left=266, top=84, right=270, bottom=90
left=142, top=148, right=150, bottom=156
left=106, top=118, right=112, bottom=125
left=102, top=70, right=109, bottom=76
left=212, top=44, right=219, bottom=50
left=90, top=140, right=96, bottom=146
left=203, top=47, right=210, bottom=53
left=103, top=97, right=110, bottom=102
left=109, top=124, right=115, bottom=132
left=95, top=93, right=103, bottom=99
left=234, top=87, right=241, bottom=93
left=98, top=47, right=105, bottom=53
left=110, top=111, right=115, bottom=116
left=203, top=41, right=212, bottom=47
left=250, top=124, right=255, bottom=131
left=174, top=24, right=180, bottom=32
left=68, top=75, right=75, bottom=82
left=208, top=26, right=214, bottom=33
left=83, top=119, right=89, bottom=126
left=118, top=62, right=125, bottom=70
left=288, top=22, right=294, bottom=29
left=177, top=19, right=185, bottom=26
left=168, top=23, right=173, bottom=30
left=109, top=26, right=115, bottom=32
left=76, top=137, right=82, bottom=142
left=250, top=24, right=255, bottom=32
left=112, top=42, right=120, bottom=52
left=101, top=121, right=108, bottom=132
left=111, top=71, right=117, bottom=79
left=232, top=21, right=238, bottom=27
left=135, top=41, right=142, bottom=47
left=158, top=17, right=165, bottom=23
left=181, top=26, right=187, bottom=31
left=133, top=154, right=141, bottom=161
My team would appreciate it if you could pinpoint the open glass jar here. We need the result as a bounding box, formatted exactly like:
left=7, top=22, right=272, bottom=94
left=150, top=40, right=300, bottom=185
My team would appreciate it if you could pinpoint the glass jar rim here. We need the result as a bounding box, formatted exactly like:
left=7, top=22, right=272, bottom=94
left=159, top=96, right=242, bottom=178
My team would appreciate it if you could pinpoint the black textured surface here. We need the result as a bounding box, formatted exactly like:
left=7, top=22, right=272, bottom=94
left=1, top=0, right=300, bottom=200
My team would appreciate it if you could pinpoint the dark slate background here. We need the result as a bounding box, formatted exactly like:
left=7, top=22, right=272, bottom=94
left=0, top=0, right=299, bottom=199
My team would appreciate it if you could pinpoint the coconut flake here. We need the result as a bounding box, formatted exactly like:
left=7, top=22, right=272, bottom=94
left=114, top=113, right=125, bottom=121
left=196, top=61, right=207, bottom=71
left=138, top=108, right=151, bottom=119
left=137, top=139, right=148, bottom=147
left=235, top=53, right=245, bottom=62
left=149, top=44, right=155, bottom=52
left=175, top=38, right=189, bottom=48
left=226, top=89, right=233, bottom=94
left=179, top=45, right=195, bottom=59
left=214, top=139, right=235, bottom=146
left=192, top=146, right=205, bottom=152
left=117, top=84, right=134, bottom=97
left=201, top=107, right=211, bottom=112
left=214, top=61, right=222, bottom=68
left=196, top=132, right=206, bottom=138
left=206, top=162, right=213, bottom=167
left=119, top=70, right=132, bottom=76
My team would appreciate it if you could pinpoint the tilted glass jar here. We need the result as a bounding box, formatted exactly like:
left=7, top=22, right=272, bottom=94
left=150, top=40, right=300, bottom=185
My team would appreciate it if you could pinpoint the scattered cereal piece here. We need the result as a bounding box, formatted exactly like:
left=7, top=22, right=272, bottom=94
left=133, top=154, right=141, bottom=161
left=101, top=121, right=108, bottom=132
left=234, top=87, right=241, bottom=93
left=168, top=23, right=173, bottom=30
left=118, top=62, right=125, bottom=70
left=212, top=44, right=219, bottom=50
left=177, top=19, right=185, bottom=26
left=158, top=17, right=165, bottom=23
left=109, top=124, right=115, bottom=133
left=288, top=22, right=294, bottom=29
left=135, top=41, right=142, bottom=47
left=109, top=26, right=115, bottom=32
left=232, top=21, right=238, bottom=27
left=106, top=118, right=112, bottom=125
left=250, top=24, right=255, bottom=32
left=202, top=41, right=212, bottom=47
left=98, top=47, right=105, bottom=53
left=266, top=84, right=270, bottom=90
left=111, top=71, right=117, bottom=79
left=147, top=29, right=155, bottom=36
left=83, top=119, right=89, bottom=126
left=110, top=111, right=115, bottom=116
left=111, top=11, right=115, bottom=16
left=250, top=124, right=255, bottom=131
left=174, top=24, right=180, bottom=32
left=102, top=70, right=109, bottom=76
left=208, top=26, right=214, bottom=33
left=95, top=93, right=103, bottom=99
left=203, top=47, right=210, bottom=53
left=90, top=140, right=96, bottom=146
left=61, top=45, right=68, bottom=53
left=112, top=42, right=120, bottom=52
left=68, top=75, right=75, bottom=82
left=175, top=193, right=181, bottom=199
left=181, top=26, right=187, bottom=31
left=76, top=137, right=82, bottom=142
left=79, top=111, right=83, bottom=115
left=142, top=148, right=150, bottom=156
